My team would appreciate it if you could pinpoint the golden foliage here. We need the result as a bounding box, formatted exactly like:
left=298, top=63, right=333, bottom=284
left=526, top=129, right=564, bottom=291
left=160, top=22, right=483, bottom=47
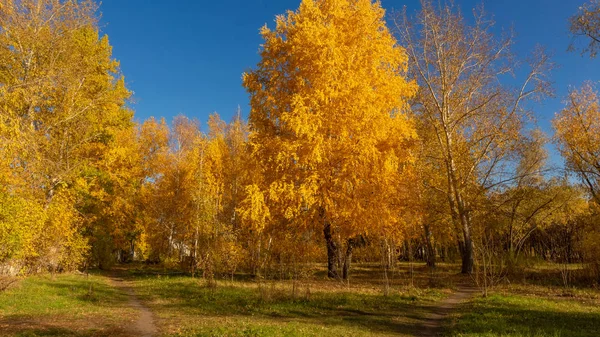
left=554, top=83, right=600, bottom=202
left=0, top=0, right=132, bottom=272
left=242, top=0, right=418, bottom=243
left=569, top=0, right=600, bottom=58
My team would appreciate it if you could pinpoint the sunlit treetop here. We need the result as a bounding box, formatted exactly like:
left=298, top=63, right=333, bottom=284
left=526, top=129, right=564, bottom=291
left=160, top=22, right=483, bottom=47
left=242, top=0, right=418, bottom=237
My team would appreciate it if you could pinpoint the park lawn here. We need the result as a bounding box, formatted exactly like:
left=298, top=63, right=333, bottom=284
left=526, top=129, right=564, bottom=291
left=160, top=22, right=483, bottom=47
left=449, top=288, right=600, bottom=337
left=0, top=273, right=136, bottom=336
left=127, top=267, right=448, bottom=337
left=6, top=263, right=599, bottom=337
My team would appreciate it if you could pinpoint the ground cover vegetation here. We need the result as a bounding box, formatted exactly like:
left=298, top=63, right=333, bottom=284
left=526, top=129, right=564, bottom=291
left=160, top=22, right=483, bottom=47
left=2, top=0, right=600, bottom=336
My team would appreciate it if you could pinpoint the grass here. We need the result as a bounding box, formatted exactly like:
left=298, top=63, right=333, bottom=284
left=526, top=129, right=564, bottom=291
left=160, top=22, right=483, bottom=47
left=125, top=263, right=449, bottom=336
left=0, top=273, right=135, bottom=336
left=2, top=262, right=600, bottom=336
left=450, top=289, right=600, bottom=337
left=450, top=261, right=600, bottom=337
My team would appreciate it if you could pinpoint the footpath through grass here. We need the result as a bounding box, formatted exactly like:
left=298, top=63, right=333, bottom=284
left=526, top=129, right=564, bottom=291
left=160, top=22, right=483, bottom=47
left=126, top=267, right=448, bottom=337
left=0, top=273, right=135, bottom=336
left=2, top=263, right=600, bottom=336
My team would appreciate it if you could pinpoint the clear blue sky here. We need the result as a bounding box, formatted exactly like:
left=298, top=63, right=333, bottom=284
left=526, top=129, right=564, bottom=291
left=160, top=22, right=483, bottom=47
left=100, top=0, right=598, bottom=165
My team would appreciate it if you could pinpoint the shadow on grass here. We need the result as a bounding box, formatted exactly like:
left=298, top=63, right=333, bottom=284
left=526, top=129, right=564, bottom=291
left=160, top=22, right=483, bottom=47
left=8, top=326, right=87, bottom=337
left=128, top=273, right=444, bottom=336
left=33, top=275, right=130, bottom=307
left=0, top=316, right=130, bottom=337
left=0, top=275, right=133, bottom=337
left=451, top=295, right=600, bottom=337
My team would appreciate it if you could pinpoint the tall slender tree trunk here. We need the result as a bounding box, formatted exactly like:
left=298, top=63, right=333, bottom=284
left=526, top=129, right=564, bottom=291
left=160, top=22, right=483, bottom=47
left=508, top=224, right=514, bottom=255
left=442, top=119, right=474, bottom=275
left=447, top=157, right=474, bottom=274
left=457, top=199, right=474, bottom=274
left=192, top=223, right=199, bottom=277
left=130, top=239, right=135, bottom=261
left=461, top=235, right=474, bottom=274
left=424, top=224, right=436, bottom=268
left=449, top=193, right=473, bottom=274
left=168, top=225, right=174, bottom=257
left=323, top=221, right=339, bottom=279
left=320, top=206, right=340, bottom=279
left=342, top=238, right=355, bottom=280
left=456, top=200, right=474, bottom=274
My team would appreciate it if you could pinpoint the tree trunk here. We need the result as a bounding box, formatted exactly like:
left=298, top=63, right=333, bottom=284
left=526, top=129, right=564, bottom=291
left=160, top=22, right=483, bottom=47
left=508, top=223, right=514, bottom=254
left=443, top=127, right=474, bottom=274
left=342, top=238, right=355, bottom=280
left=424, top=224, right=436, bottom=268
left=461, top=233, right=474, bottom=274
left=192, top=224, right=199, bottom=278
left=451, top=178, right=474, bottom=274
left=323, top=221, right=339, bottom=279
left=454, top=193, right=474, bottom=274
left=441, top=245, right=447, bottom=262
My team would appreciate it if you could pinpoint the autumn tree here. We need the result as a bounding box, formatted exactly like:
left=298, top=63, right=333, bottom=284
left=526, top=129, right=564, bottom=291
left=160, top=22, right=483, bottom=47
left=82, top=126, right=144, bottom=268
left=582, top=203, right=600, bottom=282
left=492, top=131, right=554, bottom=257
left=190, top=114, right=230, bottom=280
left=138, top=117, right=200, bottom=262
left=396, top=0, right=553, bottom=273
left=569, top=0, right=600, bottom=58
left=553, top=83, right=600, bottom=281
left=242, top=0, right=418, bottom=279
left=136, top=114, right=250, bottom=280
left=221, top=110, right=250, bottom=232
left=0, top=0, right=133, bottom=273
left=554, top=83, right=600, bottom=202
left=413, top=126, right=455, bottom=269
left=218, top=113, right=254, bottom=277
left=561, top=1, right=600, bottom=282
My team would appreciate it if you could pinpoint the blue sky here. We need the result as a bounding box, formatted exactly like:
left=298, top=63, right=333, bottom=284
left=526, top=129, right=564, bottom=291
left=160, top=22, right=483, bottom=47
left=100, top=0, right=598, bottom=165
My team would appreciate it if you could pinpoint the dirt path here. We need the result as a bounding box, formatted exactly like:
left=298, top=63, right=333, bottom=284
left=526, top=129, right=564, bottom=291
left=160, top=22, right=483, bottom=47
left=108, top=272, right=157, bottom=337
left=419, top=286, right=478, bottom=337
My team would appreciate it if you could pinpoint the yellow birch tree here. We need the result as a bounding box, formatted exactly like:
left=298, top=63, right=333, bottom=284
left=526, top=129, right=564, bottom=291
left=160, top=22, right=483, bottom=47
left=0, top=0, right=133, bottom=272
left=396, top=0, right=553, bottom=273
left=242, top=0, right=418, bottom=279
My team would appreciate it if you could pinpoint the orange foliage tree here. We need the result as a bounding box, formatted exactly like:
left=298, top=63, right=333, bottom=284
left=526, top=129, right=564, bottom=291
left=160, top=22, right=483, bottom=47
left=242, top=0, right=418, bottom=279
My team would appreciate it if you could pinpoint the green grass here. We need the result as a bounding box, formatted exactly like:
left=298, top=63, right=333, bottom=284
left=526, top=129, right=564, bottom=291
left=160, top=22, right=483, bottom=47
left=3, top=263, right=599, bottom=337
left=0, top=274, right=134, bottom=336
left=450, top=292, right=600, bottom=337
left=127, top=272, right=446, bottom=337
